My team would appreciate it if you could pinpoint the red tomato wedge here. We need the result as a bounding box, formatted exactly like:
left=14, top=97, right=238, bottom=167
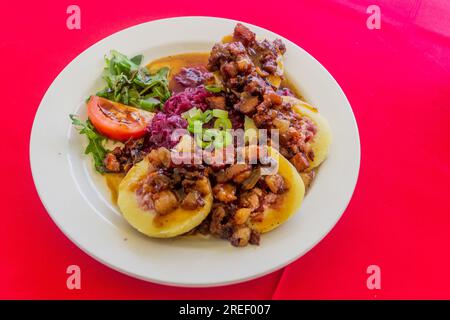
left=87, top=96, right=154, bottom=141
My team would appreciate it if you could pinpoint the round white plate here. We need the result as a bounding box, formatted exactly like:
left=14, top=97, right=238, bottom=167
left=30, top=16, right=360, bottom=287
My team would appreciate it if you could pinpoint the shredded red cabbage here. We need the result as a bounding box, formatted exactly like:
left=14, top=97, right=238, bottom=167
left=174, top=67, right=213, bottom=88
left=164, top=86, right=212, bottom=115
left=147, top=112, right=188, bottom=149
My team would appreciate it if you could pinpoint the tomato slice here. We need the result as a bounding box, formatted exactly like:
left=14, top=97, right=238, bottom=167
left=87, top=96, right=154, bottom=141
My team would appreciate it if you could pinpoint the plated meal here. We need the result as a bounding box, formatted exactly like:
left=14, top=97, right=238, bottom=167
left=71, top=23, right=332, bottom=247
left=31, top=17, right=359, bottom=285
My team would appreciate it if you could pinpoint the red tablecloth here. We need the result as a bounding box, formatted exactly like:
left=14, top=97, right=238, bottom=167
left=1, top=0, right=449, bottom=299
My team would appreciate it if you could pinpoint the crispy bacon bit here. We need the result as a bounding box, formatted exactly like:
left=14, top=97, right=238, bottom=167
left=104, top=139, right=146, bottom=173
left=235, top=95, right=260, bottom=114
left=264, top=174, right=286, bottom=194
left=134, top=147, right=209, bottom=215
left=206, top=96, right=226, bottom=109
left=104, top=152, right=121, bottom=172
left=207, top=147, right=290, bottom=246
left=195, top=177, right=211, bottom=196
left=209, top=205, right=233, bottom=239
left=153, top=190, right=179, bottom=215
left=230, top=226, right=252, bottom=247
left=234, top=208, right=252, bottom=225
left=239, top=189, right=261, bottom=211
left=181, top=191, right=205, bottom=210
left=249, top=230, right=261, bottom=245
left=233, top=23, right=256, bottom=46
left=290, top=152, right=310, bottom=172
left=213, top=183, right=237, bottom=203
left=207, top=22, right=317, bottom=175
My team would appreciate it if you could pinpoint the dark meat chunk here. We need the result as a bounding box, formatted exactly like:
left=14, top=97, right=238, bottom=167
left=221, top=61, right=239, bottom=78
left=239, top=188, right=261, bottom=211
left=206, top=96, right=226, bottom=109
left=134, top=152, right=211, bottom=215
left=208, top=41, right=252, bottom=80
left=230, top=226, right=251, bottom=247
left=215, top=169, right=230, bottom=183
left=208, top=44, right=229, bottom=71
left=244, top=75, right=268, bottom=95
left=233, top=208, right=252, bottom=225
left=105, top=138, right=146, bottom=173
left=225, top=164, right=252, bottom=182
left=264, top=92, right=283, bottom=105
left=209, top=205, right=226, bottom=235
left=261, top=55, right=278, bottom=74
left=147, top=147, right=172, bottom=168
left=263, top=174, right=286, bottom=194
left=253, top=103, right=277, bottom=127
left=273, top=38, right=286, bottom=54
left=255, top=99, right=317, bottom=160
left=290, top=152, right=310, bottom=172
left=212, top=183, right=237, bottom=203
left=152, top=190, right=178, bottom=215
left=249, top=230, right=261, bottom=245
left=209, top=205, right=233, bottom=238
left=181, top=190, right=205, bottom=210
left=104, top=152, right=121, bottom=172
left=233, top=23, right=256, bottom=46
left=236, top=55, right=253, bottom=73
left=235, top=95, right=259, bottom=114
left=227, top=41, right=247, bottom=56
left=251, top=39, right=285, bottom=76
left=145, top=171, right=172, bottom=193
left=195, top=177, right=211, bottom=196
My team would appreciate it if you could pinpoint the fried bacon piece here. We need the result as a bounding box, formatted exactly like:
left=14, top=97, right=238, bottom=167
left=206, top=147, right=290, bottom=247
left=135, top=148, right=210, bottom=216
left=208, top=23, right=317, bottom=171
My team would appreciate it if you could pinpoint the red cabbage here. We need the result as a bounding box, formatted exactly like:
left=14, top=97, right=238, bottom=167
left=164, top=86, right=212, bottom=115
left=147, top=112, right=187, bottom=149
left=174, top=67, right=213, bottom=88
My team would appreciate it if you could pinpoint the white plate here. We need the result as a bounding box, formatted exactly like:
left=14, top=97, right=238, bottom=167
left=30, top=16, right=360, bottom=287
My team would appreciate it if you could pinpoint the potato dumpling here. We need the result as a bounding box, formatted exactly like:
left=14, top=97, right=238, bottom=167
left=282, top=96, right=332, bottom=170
left=117, top=158, right=213, bottom=238
left=249, top=147, right=305, bottom=233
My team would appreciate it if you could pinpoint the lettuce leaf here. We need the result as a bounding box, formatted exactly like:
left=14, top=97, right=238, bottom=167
left=96, top=50, right=171, bottom=111
left=70, top=114, right=109, bottom=173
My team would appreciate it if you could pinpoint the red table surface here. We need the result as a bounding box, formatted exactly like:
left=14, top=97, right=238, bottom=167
left=1, top=0, right=449, bottom=299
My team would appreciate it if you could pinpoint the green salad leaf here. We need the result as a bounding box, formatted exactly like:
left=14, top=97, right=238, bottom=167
left=96, top=50, right=171, bottom=111
left=130, top=54, right=144, bottom=65
left=70, top=114, right=109, bottom=173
